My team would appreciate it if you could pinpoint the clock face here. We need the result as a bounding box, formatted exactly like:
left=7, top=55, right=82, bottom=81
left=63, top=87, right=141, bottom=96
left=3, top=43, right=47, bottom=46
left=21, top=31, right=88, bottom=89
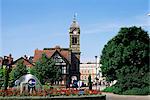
left=73, top=30, right=77, bottom=34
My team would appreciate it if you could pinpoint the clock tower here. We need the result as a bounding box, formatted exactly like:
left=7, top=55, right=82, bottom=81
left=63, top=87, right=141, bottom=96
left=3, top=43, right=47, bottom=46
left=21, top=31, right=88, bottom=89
left=69, top=14, right=80, bottom=60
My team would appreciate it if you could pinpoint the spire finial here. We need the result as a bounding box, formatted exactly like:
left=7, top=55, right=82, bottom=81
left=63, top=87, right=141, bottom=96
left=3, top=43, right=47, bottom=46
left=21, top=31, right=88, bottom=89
left=73, top=13, right=77, bottom=21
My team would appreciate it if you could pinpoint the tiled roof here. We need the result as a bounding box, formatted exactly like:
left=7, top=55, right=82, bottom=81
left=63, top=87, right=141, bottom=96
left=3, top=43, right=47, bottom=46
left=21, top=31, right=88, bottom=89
left=11, top=57, right=34, bottom=67
left=33, top=47, right=71, bottom=63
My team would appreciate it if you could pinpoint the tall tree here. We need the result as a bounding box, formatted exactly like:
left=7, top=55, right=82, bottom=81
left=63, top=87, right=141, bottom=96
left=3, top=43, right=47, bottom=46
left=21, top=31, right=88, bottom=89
left=31, top=54, right=61, bottom=85
left=0, top=68, right=4, bottom=88
left=88, top=74, right=92, bottom=90
left=100, top=26, right=150, bottom=94
left=9, top=60, right=28, bottom=87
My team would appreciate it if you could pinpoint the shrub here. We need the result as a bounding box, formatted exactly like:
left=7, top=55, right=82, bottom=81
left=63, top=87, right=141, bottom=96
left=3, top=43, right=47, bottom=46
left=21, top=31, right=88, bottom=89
left=113, top=86, right=123, bottom=94
left=122, top=87, right=150, bottom=95
left=102, top=86, right=114, bottom=92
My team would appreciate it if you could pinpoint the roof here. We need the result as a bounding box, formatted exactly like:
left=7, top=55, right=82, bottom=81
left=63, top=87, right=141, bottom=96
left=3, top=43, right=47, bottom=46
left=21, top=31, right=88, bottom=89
left=33, top=47, right=71, bottom=63
left=11, top=57, right=34, bottom=67
left=70, top=13, right=80, bottom=28
left=70, top=20, right=80, bottom=28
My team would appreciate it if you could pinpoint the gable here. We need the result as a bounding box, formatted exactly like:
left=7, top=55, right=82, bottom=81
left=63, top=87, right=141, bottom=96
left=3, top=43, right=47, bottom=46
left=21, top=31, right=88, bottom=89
left=51, top=51, right=69, bottom=65
left=33, top=48, right=71, bottom=64
left=11, top=57, right=33, bottom=67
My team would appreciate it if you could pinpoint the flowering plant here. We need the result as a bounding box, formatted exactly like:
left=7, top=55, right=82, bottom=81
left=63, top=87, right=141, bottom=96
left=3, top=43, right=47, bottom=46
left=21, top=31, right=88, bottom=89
left=0, top=87, right=101, bottom=96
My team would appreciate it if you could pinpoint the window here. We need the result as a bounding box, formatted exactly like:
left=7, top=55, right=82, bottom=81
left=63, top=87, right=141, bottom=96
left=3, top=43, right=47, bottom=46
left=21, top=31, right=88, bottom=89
left=82, top=76, right=84, bottom=80
left=62, top=66, right=66, bottom=74
left=53, top=53, right=66, bottom=66
left=72, top=37, right=77, bottom=45
left=82, top=70, right=83, bottom=73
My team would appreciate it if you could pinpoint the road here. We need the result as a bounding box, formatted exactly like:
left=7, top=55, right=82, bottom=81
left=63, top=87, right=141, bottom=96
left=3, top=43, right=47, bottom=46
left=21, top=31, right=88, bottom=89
left=102, top=93, right=150, bottom=100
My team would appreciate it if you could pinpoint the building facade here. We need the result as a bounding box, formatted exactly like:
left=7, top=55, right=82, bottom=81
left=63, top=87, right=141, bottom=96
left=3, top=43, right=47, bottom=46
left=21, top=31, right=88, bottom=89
left=80, top=62, right=102, bottom=85
left=33, top=16, right=80, bottom=86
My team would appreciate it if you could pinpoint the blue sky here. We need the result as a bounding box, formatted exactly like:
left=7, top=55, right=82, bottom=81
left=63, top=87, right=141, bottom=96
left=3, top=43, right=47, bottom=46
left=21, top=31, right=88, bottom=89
left=1, top=0, right=149, bottom=62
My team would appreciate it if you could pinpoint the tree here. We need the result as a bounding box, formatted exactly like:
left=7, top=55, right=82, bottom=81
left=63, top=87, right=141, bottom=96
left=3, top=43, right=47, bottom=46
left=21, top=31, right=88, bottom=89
left=1, top=59, right=11, bottom=90
left=4, top=67, right=10, bottom=90
left=100, top=26, right=150, bottom=94
left=9, top=60, right=28, bottom=87
left=31, top=54, right=61, bottom=85
left=0, top=68, right=4, bottom=88
left=0, top=68, right=8, bottom=90
left=88, top=74, right=92, bottom=90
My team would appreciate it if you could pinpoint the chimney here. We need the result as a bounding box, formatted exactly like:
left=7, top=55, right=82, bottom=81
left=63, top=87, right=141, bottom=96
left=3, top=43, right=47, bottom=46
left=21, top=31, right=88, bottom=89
left=9, top=54, right=12, bottom=58
left=24, top=55, right=28, bottom=60
left=8, top=54, right=13, bottom=64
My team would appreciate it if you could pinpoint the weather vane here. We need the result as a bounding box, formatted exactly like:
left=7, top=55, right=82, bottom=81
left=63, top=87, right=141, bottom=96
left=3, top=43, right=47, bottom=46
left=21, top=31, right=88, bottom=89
left=73, top=13, right=78, bottom=21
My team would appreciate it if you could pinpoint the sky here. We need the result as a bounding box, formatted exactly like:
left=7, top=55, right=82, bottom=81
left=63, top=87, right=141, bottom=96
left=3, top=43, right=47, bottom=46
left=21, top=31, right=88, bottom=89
left=1, top=0, right=149, bottom=63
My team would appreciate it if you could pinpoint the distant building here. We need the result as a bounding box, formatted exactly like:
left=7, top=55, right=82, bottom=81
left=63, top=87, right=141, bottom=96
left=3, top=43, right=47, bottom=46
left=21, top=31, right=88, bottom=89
left=10, top=55, right=34, bottom=68
left=28, top=56, right=34, bottom=63
left=1, top=54, right=13, bottom=68
left=33, top=16, right=81, bottom=86
left=0, top=57, right=3, bottom=67
left=80, top=62, right=102, bottom=85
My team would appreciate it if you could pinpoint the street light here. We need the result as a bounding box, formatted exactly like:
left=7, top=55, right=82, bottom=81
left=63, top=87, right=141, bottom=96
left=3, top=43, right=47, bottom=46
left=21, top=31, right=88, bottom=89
left=95, top=56, right=97, bottom=91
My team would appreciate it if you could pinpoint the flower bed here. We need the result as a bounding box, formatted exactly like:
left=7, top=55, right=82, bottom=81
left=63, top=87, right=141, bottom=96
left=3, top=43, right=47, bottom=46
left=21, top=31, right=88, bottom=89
left=0, top=88, right=102, bottom=97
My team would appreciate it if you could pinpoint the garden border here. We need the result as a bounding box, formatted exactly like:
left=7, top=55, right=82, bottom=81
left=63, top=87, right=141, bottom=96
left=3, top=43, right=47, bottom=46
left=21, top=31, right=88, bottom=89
left=0, top=95, right=106, bottom=100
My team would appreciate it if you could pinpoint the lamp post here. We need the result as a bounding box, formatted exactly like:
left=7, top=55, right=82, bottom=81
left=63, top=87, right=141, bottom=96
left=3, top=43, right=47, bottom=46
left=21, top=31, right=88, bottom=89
left=95, top=56, right=97, bottom=91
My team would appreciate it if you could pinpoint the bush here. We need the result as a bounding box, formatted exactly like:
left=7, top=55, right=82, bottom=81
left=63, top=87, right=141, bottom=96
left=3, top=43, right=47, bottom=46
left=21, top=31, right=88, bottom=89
left=122, top=87, right=150, bottom=95
left=102, top=86, right=114, bottom=92
left=113, top=87, right=123, bottom=94
left=103, top=85, right=150, bottom=95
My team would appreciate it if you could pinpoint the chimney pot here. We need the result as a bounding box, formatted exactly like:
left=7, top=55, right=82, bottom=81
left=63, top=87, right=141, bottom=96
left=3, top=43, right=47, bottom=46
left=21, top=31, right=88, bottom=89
left=24, top=55, right=28, bottom=59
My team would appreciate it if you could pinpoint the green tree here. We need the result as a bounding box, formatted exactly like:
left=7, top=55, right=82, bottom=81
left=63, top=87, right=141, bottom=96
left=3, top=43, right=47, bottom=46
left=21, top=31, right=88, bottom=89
left=31, top=54, right=61, bottom=85
left=0, top=68, right=4, bottom=88
left=88, top=74, right=92, bottom=90
left=4, top=67, right=9, bottom=90
left=9, top=60, right=28, bottom=87
left=100, top=26, right=150, bottom=95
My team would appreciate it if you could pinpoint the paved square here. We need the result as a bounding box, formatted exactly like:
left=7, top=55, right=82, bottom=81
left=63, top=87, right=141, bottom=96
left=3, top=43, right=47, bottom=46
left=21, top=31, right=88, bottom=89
left=102, top=93, right=150, bottom=100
